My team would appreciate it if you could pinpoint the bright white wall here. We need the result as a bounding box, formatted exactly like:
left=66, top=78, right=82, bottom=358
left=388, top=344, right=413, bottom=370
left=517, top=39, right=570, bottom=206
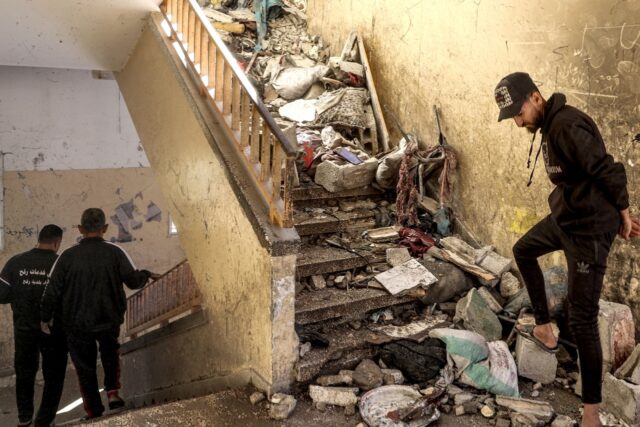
left=0, top=66, right=149, bottom=171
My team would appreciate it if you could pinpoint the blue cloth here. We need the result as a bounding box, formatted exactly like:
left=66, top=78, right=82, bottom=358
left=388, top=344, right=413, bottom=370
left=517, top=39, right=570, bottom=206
left=255, top=0, right=284, bottom=51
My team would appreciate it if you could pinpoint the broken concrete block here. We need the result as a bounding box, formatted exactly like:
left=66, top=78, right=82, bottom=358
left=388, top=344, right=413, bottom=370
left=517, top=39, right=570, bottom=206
left=599, top=300, right=635, bottom=374
left=454, top=288, right=503, bottom=341
left=453, top=392, right=476, bottom=405
left=510, top=412, right=543, bottom=426
left=504, top=288, right=532, bottom=315
left=352, top=359, right=383, bottom=391
left=420, top=259, right=473, bottom=304
left=440, top=236, right=477, bottom=265
left=310, top=275, right=326, bottom=290
left=500, top=272, right=522, bottom=299
left=249, top=391, right=265, bottom=405
left=381, top=369, right=405, bottom=385
left=366, top=226, right=401, bottom=242
left=339, top=60, right=364, bottom=77
left=602, top=373, right=640, bottom=426
left=314, top=155, right=377, bottom=192
left=478, top=286, right=503, bottom=313
left=269, top=393, right=297, bottom=420
left=308, top=385, right=358, bottom=408
left=386, top=247, right=412, bottom=267
left=551, top=415, right=576, bottom=427
left=615, top=344, right=640, bottom=385
left=495, top=396, right=554, bottom=423
left=316, top=372, right=353, bottom=386
left=515, top=334, right=558, bottom=384
left=374, top=259, right=437, bottom=296
left=478, top=251, right=512, bottom=277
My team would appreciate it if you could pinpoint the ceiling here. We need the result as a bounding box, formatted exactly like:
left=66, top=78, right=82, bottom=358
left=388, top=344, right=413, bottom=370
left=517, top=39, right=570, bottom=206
left=0, top=0, right=162, bottom=71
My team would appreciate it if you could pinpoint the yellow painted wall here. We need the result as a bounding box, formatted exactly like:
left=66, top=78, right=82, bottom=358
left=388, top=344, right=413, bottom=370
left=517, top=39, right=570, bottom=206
left=116, top=15, right=296, bottom=390
left=0, top=167, right=185, bottom=372
left=308, top=0, right=639, bottom=317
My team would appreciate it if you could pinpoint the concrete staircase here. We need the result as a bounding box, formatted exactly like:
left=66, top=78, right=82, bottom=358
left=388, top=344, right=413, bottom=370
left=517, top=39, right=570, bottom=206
left=291, top=182, right=419, bottom=384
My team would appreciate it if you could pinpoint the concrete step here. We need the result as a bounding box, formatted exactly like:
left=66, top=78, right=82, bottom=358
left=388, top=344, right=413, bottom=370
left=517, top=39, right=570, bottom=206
left=293, top=182, right=385, bottom=207
left=296, top=245, right=384, bottom=278
left=295, top=324, right=377, bottom=383
left=294, top=210, right=376, bottom=236
left=295, top=287, right=414, bottom=326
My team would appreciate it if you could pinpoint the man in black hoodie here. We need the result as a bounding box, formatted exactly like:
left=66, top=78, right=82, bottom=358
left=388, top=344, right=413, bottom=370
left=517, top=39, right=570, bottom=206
left=1, top=224, right=67, bottom=427
left=495, top=72, right=640, bottom=427
left=41, top=208, right=159, bottom=419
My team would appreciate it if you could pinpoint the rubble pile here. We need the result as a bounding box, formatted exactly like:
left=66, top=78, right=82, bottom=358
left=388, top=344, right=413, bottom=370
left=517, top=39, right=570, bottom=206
left=198, top=2, right=638, bottom=425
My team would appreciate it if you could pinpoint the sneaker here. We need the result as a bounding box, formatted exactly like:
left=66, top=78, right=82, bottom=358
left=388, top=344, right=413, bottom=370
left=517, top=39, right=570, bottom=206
left=107, top=390, right=126, bottom=410
left=17, top=420, right=32, bottom=427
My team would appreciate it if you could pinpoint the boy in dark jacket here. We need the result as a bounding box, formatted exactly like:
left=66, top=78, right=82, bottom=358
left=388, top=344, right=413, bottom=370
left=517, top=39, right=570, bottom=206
left=495, top=72, right=640, bottom=427
left=41, top=208, right=158, bottom=419
left=1, top=224, right=66, bottom=427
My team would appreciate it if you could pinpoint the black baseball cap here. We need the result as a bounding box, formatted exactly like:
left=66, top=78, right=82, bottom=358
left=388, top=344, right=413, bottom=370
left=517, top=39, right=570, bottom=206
left=494, top=72, right=539, bottom=122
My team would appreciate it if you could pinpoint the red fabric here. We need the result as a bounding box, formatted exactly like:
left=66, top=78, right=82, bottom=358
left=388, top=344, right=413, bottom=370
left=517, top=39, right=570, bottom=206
left=398, top=227, right=435, bottom=256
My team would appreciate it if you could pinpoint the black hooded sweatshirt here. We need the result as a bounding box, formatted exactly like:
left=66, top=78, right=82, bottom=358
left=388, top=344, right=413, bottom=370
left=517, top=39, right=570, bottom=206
left=0, top=248, right=58, bottom=332
left=539, top=93, right=629, bottom=234
left=41, top=237, right=150, bottom=333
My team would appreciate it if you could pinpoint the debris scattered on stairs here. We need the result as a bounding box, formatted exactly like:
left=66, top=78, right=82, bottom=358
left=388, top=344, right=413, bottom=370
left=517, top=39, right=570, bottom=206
left=200, top=3, right=640, bottom=424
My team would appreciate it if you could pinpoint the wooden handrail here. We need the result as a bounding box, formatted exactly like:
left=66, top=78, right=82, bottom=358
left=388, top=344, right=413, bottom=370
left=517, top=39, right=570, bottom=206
left=160, top=0, right=296, bottom=228
left=124, top=260, right=201, bottom=337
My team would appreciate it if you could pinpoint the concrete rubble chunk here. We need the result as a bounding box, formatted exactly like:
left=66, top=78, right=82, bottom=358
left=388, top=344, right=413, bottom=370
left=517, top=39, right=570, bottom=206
left=478, top=286, right=503, bottom=313
left=500, top=272, right=522, bottom=299
left=310, top=275, right=326, bottom=290
left=478, top=250, right=512, bottom=277
left=599, top=300, right=635, bottom=374
left=381, top=369, right=405, bottom=385
left=314, top=154, right=378, bottom=193
left=316, top=372, right=353, bottom=386
left=515, top=334, right=558, bottom=384
left=269, top=393, right=297, bottom=420
left=374, top=259, right=437, bottom=296
left=249, top=391, right=265, bottom=405
left=338, top=60, right=365, bottom=77
left=440, top=236, right=477, bottom=265
left=308, top=385, right=359, bottom=408
left=602, top=373, right=640, bottom=426
left=386, top=247, right=412, bottom=267
left=495, top=417, right=511, bottom=427
left=495, top=396, right=554, bottom=423
left=420, top=259, right=473, bottom=304
left=339, top=199, right=377, bottom=212
left=615, top=343, right=640, bottom=385
left=510, top=412, right=544, bottom=426
left=454, top=392, right=476, bottom=405
left=352, top=359, right=384, bottom=391
left=551, top=415, right=577, bottom=427
left=454, top=288, right=503, bottom=341
left=366, top=226, right=401, bottom=242
left=369, top=314, right=449, bottom=342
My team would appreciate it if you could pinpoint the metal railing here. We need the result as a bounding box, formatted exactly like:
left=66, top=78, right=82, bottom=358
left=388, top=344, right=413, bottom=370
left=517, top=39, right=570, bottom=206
left=160, top=0, right=296, bottom=228
left=125, top=260, right=201, bottom=337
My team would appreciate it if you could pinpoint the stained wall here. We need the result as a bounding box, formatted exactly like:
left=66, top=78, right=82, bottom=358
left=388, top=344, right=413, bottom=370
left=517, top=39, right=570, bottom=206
left=308, top=0, right=639, bottom=323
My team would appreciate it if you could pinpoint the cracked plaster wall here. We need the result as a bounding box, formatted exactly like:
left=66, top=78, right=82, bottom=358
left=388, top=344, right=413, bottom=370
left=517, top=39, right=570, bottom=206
left=309, top=0, right=639, bottom=328
left=0, top=67, right=185, bottom=372
left=115, top=18, right=296, bottom=392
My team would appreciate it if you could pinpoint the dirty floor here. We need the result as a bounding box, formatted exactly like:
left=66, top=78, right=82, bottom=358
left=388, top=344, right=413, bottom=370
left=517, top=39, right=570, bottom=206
left=0, top=382, right=583, bottom=426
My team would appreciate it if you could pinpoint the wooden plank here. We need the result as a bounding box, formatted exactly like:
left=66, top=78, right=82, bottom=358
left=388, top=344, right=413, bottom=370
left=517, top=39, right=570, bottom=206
left=215, top=49, right=224, bottom=102
left=240, top=91, right=251, bottom=149
left=231, top=77, right=241, bottom=130
left=207, top=40, right=216, bottom=89
left=188, top=8, right=196, bottom=55
left=357, top=33, right=390, bottom=152
left=200, top=27, right=209, bottom=78
left=260, top=121, right=272, bottom=182
left=194, top=21, right=202, bottom=65
left=271, top=144, right=283, bottom=199
left=176, top=0, right=184, bottom=33
left=250, top=108, right=261, bottom=165
left=223, top=63, right=233, bottom=116
left=282, top=157, right=295, bottom=228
